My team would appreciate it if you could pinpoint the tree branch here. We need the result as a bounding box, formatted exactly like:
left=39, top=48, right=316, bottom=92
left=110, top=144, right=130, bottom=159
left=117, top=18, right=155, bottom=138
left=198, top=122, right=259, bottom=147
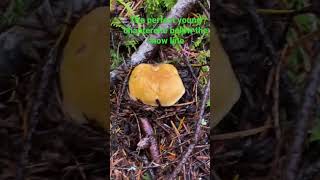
left=284, top=53, right=320, bottom=180
left=168, top=80, right=210, bottom=180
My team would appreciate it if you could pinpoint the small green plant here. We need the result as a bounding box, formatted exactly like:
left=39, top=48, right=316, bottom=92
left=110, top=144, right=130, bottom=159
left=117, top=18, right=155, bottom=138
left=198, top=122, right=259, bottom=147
left=117, top=0, right=135, bottom=16
left=145, top=0, right=177, bottom=17
left=111, top=17, right=127, bottom=30
left=294, top=14, right=318, bottom=33
left=111, top=49, right=123, bottom=70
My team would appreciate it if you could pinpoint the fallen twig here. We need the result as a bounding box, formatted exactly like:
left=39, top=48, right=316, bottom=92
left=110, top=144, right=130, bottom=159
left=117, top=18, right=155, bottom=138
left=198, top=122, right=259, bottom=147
left=139, top=118, right=161, bottom=164
left=284, top=53, right=320, bottom=180
left=183, top=54, right=198, bottom=82
left=273, top=46, right=289, bottom=141
left=244, top=0, right=278, bottom=65
left=168, top=80, right=210, bottom=180
left=212, top=124, right=272, bottom=141
left=267, top=46, right=290, bottom=180
left=16, top=9, right=71, bottom=180
left=115, top=67, right=132, bottom=120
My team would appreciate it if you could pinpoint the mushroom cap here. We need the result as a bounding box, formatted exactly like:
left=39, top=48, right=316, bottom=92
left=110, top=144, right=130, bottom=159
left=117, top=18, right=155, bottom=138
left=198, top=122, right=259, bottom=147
left=212, top=25, right=241, bottom=128
left=129, top=63, right=185, bottom=106
left=60, top=7, right=107, bottom=128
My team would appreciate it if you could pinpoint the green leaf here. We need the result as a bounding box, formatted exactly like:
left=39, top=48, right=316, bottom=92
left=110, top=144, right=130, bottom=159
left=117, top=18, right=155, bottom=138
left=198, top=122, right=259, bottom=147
left=294, top=14, right=317, bottom=33
left=163, top=0, right=177, bottom=9
left=142, top=171, right=152, bottom=180
left=117, top=0, right=135, bottom=16
left=206, top=99, right=210, bottom=107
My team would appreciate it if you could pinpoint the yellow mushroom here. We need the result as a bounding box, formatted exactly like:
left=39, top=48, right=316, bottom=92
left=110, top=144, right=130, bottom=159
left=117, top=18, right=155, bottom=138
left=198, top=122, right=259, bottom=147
left=212, top=25, right=241, bottom=128
left=60, top=7, right=108, bottom=128
left=128, top=63, right=185, bottom=106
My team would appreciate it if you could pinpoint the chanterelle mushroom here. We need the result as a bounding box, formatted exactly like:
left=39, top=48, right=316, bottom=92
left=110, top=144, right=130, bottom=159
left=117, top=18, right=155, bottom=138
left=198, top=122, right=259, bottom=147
left=129, top=63, right=185, bottom=106
left=212, top=25, right=241, bottom=128
left=60, top=7, right=107, bottom=128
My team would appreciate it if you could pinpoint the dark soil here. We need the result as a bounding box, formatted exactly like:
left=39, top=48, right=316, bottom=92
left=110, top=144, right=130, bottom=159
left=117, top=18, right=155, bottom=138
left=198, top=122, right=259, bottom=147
left=110, top=54, right=210, bottom=179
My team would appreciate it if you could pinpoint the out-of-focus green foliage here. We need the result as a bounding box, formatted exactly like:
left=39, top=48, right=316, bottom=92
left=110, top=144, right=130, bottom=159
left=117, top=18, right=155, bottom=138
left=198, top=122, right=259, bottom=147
left=310, top=114, right=320, bottom=142
left=284, top=0, right=320, bottom=142
left=0, top=0, right=27, bottom=27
